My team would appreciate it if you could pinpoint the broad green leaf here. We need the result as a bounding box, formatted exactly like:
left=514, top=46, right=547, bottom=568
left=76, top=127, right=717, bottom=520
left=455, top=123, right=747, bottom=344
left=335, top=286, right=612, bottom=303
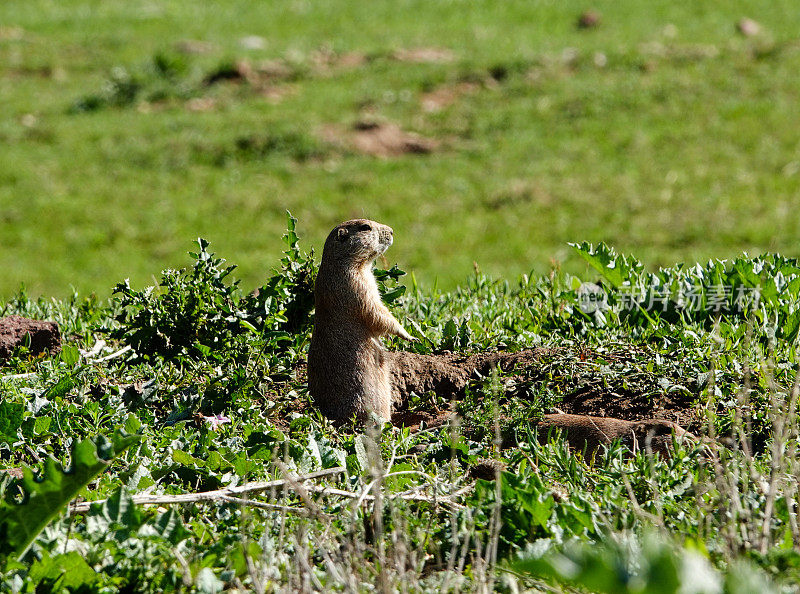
left=144, top=508, right=190, bottom=545
left=123, top=413, right=142, bottom=434
left=100, top=486, right=137, bottom=526
left=0, top=401, right=25, bottom=444
left=782, top=310, right=800, bottom=343
left=172, top=449, right=204, bottom=467
left=59, top=344, right=80, bottom=367
left=28, top=551, right=99, bottom=590
left=381, top=286, right=406, bottom=303
left=45, top=375, right=77, bottom=400
left=33, top=417, right=51, bottom=436
left=570, top=242, right=642, bottom=289
left=354, top=434, right=372, bottom=475
left=0, top=431, right=140, bottom=559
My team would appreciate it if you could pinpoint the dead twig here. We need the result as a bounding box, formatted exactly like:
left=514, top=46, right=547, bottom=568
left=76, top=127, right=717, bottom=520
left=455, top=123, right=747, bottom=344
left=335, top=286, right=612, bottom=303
left=218, top=495, right=316, bottom=516
left=68, top=466, right=346, bottom=514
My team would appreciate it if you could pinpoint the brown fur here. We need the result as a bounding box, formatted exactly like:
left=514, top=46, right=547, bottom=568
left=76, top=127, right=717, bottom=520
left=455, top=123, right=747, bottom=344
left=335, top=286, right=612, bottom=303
left=308, top=219, right=415, bottom=422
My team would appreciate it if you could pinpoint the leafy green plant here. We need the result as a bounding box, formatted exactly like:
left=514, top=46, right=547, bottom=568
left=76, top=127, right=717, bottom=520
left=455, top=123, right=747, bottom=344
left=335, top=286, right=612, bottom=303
left=70, top=66, right=144, bottom=112
left=112, top=238, right=242, bottom=361
left=5, top=220, right=800, bottom=591
left=571, top=242, right=800, bottom=339
left=70, top=52, right=197, bottom=113
left=513, top=532, right=777, bottom=594
left=0, top=431, right=139, bottom=560
left=112, top=213, right=318, bottom=363
left=245, top=211, right=317, bottom=335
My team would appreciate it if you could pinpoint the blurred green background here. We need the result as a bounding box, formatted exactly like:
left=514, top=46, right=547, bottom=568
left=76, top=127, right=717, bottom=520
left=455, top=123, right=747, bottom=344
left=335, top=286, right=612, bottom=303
left=1, top=0, right=799, bottom=298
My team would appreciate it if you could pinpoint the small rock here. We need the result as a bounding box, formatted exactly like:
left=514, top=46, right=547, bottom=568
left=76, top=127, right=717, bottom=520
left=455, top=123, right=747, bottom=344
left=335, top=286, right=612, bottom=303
left=736, top=18, right=761, bottom=37
left=0, top=315, right=61, bottom=360
left=577, top=10, right=601, bottom=29
left=593, top=52, right=608, bottom=68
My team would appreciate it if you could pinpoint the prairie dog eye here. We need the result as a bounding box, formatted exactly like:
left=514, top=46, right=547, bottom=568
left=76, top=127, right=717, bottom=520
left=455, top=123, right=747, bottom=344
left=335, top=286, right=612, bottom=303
left=358, top=223, right=372, bottom=232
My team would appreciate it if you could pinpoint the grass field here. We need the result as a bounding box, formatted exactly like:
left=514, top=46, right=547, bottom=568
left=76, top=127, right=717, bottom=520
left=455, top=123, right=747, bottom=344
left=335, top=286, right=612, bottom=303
left=2, top=0, right=799, bottom=298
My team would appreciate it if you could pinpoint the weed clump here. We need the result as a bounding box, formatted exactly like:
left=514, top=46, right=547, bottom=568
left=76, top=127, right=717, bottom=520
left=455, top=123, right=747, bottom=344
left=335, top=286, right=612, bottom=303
left=111, top=213, right=316, bottom=362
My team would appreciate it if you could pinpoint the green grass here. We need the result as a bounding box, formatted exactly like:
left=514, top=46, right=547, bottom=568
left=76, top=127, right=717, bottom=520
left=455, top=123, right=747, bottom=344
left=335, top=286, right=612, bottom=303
left=2, top=0, right=800, bottom=299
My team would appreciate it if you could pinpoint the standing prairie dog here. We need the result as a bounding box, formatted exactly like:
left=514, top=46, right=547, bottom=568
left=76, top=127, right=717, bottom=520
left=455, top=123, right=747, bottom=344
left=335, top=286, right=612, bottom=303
left=308, top=219, right=416, bottom=422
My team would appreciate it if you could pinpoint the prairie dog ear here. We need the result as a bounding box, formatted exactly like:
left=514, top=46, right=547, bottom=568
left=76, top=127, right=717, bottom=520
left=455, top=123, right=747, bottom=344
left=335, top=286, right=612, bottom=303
left=336, top=227, right=349, bottom=242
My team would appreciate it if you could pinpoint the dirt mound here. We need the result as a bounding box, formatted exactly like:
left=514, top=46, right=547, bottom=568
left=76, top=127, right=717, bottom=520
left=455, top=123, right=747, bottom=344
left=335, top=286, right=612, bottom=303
left=576, top=10, right=601, bottom=29
left=388, top=346, right=699, bottom=448
left=204, top=59, right=294, bottom=85
left=389, top=349, right=546, bottom=403
left=556, top=382, right=695, bottom=428
left=321, top=120, right=439, bottom=158
left=0, top=315, right=61, bottom=360
left=535, top=414, right=692, bottom=456
left=389, top=348, right=545, bottom=428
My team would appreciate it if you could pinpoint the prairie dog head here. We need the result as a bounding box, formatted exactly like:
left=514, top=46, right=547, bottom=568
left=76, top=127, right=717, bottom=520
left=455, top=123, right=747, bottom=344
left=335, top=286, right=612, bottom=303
left=322, top=219, right=394, bottom=267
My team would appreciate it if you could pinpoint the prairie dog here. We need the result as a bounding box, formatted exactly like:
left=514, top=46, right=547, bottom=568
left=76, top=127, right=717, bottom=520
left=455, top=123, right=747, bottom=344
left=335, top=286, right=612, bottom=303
left=307, top=219, right=415, bottom=422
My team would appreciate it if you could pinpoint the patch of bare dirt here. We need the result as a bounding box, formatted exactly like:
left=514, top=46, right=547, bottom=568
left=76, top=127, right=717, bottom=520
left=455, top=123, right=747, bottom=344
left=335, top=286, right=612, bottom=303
left=185, top=97, right=217, bottom=112
left=389, top=349, right=546, bottom=402
left=392, top=47, right=455, bottom=63
left=389, top=349, right=547, bottom=428
left=556, top=381, right=696, bottom=428
left=198, top=59, right=297, bottom=106
left=0, top=315, right=61, bottom=360
left=391, top=409, right=455, bottom=432
left=421, top=82, right=480, bottom=112
left=311, top=48, right=369, bottom=73
left=0, top=27, right=24, bottom=41
left=321, top=120, right=439, bottom=158
left=203, top=59, right=297, bottom=87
